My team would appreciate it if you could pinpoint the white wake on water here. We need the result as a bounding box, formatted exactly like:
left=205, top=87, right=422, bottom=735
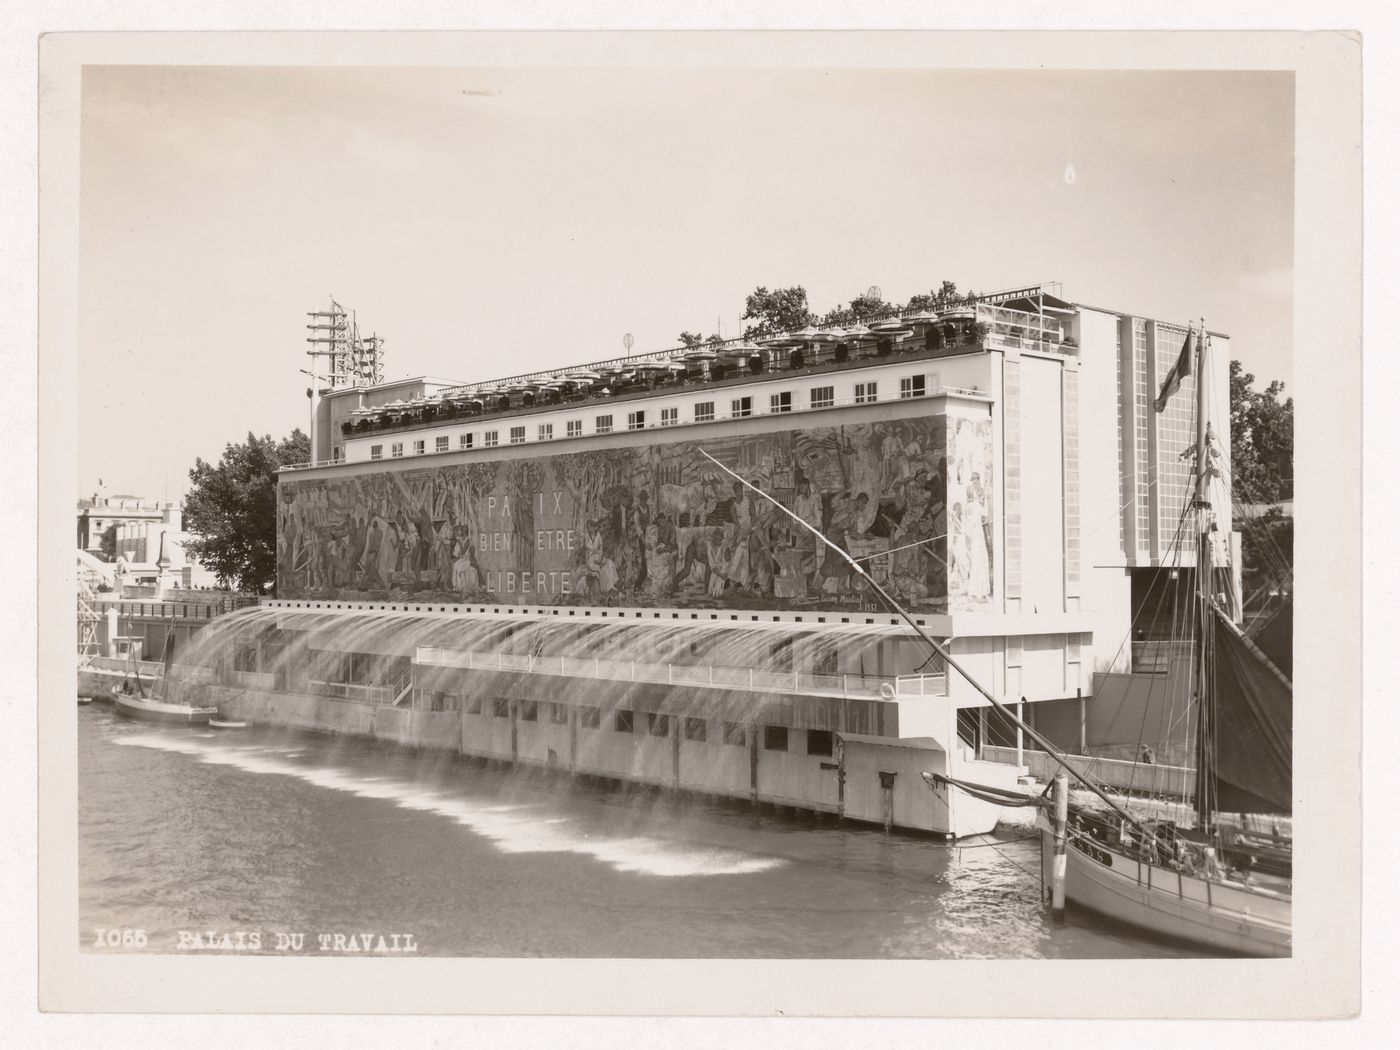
left=115, top=732, right=783, bottom=878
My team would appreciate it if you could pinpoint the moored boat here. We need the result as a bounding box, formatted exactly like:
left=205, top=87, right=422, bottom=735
left=110, top=633, right=219, bottom=726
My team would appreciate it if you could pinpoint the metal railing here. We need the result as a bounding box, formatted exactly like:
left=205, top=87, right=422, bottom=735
left=413, top=646, right=946, bottom=699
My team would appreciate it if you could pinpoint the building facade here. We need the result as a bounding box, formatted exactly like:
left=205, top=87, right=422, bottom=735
left=209, top=285, right=1233, bottom=836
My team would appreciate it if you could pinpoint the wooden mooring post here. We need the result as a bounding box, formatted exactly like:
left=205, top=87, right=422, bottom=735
left=1050, top=771, right=1069, bottom=926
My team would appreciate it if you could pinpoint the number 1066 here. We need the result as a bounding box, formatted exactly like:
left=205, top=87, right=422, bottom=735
left=93, top=928, right=147, bottom=949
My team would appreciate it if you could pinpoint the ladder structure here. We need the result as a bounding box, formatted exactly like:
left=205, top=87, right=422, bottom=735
left=306, top=299, right=385, bottom=389
left=77, top=566, right=103, bottom=669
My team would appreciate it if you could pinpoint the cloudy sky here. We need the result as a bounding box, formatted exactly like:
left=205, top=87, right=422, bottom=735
left=78, top=65, right=1293, bottom=499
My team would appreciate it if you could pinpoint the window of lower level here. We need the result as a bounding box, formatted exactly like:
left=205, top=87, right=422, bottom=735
left=413, top=439, right=426, bottom=455
left=435, top=435, right=449, bottom=452
left=614, top=709, right=634, bottom=733
left=900, top=374, right=927, bottom=399
left=769, top=391, right=792, bottom=413
left=510, top=426, right=526, bottom=445
left=684, top=717, right=708, bottom=742
left=391, top=442, right=404, bottom=458
left=855, top=382, right=878, bottom=404
left=459, top=433, right=473, bottom=449
left=596, top=414, right=613, bottom=435
left=647, top=712, right=670, bottom=737
left=694, top=401, right=715, bottom=423
left=519, top=700, right=538, bottom=721
left=484, top=430, right=499, bottom=448
left=492, top=698, right=510, bottom=718
left=538, top=423, right=554, bottom=441
left=763, top=725, right=789, bottom=751
left=810, top=385, right=834, bottom=409
left=731, top=396, right=752, bottom=418
left=370, top=444, right=383, bottom=460
left=628, top=410, right=646, bottom=431
left=660, top=407, right=678, bottom=427
left=566, top=419, right=583, bottom=438
left=806, top=729, right=834, bottom=757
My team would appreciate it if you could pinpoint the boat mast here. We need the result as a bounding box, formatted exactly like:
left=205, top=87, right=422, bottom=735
left=1191, top=325, right=1216, bottom=834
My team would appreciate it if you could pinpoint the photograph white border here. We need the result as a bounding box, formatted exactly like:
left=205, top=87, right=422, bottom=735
left=28, top=25, right=1363, bottom=1022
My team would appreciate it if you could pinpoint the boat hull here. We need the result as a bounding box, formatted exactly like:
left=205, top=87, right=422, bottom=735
left=1041, top=822, right=1291, bottom=958
left=112, top=690, right=217, bottom=726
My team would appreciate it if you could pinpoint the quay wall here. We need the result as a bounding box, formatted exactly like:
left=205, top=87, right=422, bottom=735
left=212, top=686, right=1018, bottom=837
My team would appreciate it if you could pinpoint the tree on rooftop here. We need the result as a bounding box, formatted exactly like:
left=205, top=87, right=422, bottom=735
left=99, top=523, right=117, bottom=562
left=741, top=286, right=814, bottom=338
left=678, top=331, right=705, bottom=347
left=183, top=429, right=310, bottom=595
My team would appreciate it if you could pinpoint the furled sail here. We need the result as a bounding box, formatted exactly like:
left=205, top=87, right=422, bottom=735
left=1207, top=604, right=1293, bottom=815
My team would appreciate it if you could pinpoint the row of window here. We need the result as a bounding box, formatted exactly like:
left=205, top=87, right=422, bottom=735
left=365, top=376, right=929, bottom=460
left=426, top=694, right=834, bottom=756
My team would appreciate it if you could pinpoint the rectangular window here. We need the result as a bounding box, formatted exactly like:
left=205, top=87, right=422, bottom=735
left=769, top=391, right=792, bottom=414
left=684, top=717, right=708, bottom=743
left=596, top=414, right=613, bottom=435
left=518, top=700, right=538, bottom=722
left=763, top=725, right=789, bottom=751
left=484, top=430, right=499, bottom=448
left=332, top=445, right=343, bottom=463
left=660, top=407, right=678, bottom=427
left=806, top=729, right=834, bottom=757
left=628, top=410, right=646, bottom=431
left=413, top=439, right=426, bottom=455
left=464, top=695, right=482, bottom=715
left=509, top=426, right=526, bottom=445
left=370, top=444, right=383, bottom=461
left=731, top=396, right=752, bottom=418
left=722, top=721, right=747, bottom=746
left=810, top=385, right=834, bottom=409
left=538, top=423, right=554, bottom=441
left=550, top=702, right=569, bottom=725
left=492, top=698, right=510, bottom=719
left=647, top=712, right=670, bottom=737
left=580, top=705, right=600, bottom=729
left=459, top=433, right=473, bottom=450
left=694, top=401, right=715, bottom=423
left=855, top=382, right=878, bottom=404
left=391, top=442, right=404, bottom=458
left=900, top=374, right=927, bottom=399
left=435, top=435, right=449, bottom=452
left=566, top=419, right=583, bottom=438
left=614, top=709, right=634, bottom=733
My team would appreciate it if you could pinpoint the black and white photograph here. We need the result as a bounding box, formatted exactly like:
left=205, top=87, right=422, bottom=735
left=29, top=26, right=1365, bottom=1021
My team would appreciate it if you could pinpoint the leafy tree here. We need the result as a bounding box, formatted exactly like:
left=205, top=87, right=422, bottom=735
left=99, top=523, right=117, bottom=562
left=183, top=429, right=310, bottom=594
left=741, top=286, right=814, bottom=338
left=678, top=331, right=705, bottom=347
left=1229, top=360, right=1293, bottom=504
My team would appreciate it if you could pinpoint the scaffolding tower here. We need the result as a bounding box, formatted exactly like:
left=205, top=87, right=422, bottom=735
left=77, top=567, right=103, bottom=668
left=306, top=299, right=385, bottom=388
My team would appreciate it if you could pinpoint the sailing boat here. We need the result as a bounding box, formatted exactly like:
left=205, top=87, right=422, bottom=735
left=1035, top=326, right=1292, bottom=957
left=112, top=632, right=218, bottom=726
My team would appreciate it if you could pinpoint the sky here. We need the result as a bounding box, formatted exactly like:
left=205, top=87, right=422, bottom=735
left=78, top=65, right=1294, bottom=501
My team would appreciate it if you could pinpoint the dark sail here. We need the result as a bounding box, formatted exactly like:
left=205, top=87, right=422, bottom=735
left=1206, top=605, right=1293, bottom=815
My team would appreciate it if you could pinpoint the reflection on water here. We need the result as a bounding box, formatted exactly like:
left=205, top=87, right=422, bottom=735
left=78, top=707, right=1206, bottom=959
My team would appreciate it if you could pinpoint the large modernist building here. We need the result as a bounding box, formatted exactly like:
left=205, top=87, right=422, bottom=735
left=209, top=284, right=1233, bottom=836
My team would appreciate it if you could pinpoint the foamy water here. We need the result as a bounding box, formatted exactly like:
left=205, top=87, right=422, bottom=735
left=115, top=731, right=782, bottom=878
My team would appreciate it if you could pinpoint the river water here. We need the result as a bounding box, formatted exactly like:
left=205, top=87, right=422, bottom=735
left=78, top=704, right=1204, bottom=959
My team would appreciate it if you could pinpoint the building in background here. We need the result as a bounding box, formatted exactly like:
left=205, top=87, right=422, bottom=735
left=76, top=487, right=220, bottom=590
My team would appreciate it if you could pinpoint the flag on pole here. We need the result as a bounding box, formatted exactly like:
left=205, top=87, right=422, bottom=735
left=1155, top=329, right=1195, bottom=412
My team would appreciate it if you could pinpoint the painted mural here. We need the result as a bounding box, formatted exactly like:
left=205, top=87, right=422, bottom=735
left=277, top=414, right=995, bottom=614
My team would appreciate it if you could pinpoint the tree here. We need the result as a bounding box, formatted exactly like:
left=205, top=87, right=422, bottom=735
left=741, top=286, right=814, bottom=338
left=183, top=429, right=310, bottom=594
left=1229, top=360, right=1294, bottom=504
left=99, top=523, right=117, bottom=562
left=678, top=331, right=705, bottom=347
